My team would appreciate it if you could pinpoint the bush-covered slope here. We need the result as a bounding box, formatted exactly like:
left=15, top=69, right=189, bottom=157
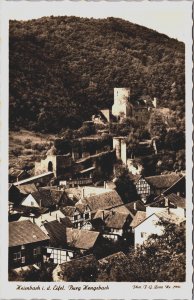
left=9, top=16, right=185, bottom=132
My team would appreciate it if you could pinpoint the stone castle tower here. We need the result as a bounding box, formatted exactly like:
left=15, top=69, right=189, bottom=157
left=112, top=88, right=132, bottom=119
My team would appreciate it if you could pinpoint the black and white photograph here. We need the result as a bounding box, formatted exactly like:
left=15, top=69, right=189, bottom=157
left=0, top=0, right=193, bottom=299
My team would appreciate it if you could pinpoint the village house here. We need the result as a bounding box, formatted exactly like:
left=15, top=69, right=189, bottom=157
left=9, top=220, right=49, bottom=269
left=135, top=173, right=183, bottom=202
left=131, top=208, right=185, bottom=248
left=39, top=186, right=74, bottom=207
left=98, top=210, right=132, bottom=242
left=43, top=220, right=100, bottom=264
left=147, top=193, right=186, bottom=218
left=20, top=189, right=55, bottom=210
left=42, top=220, right=75, bottom=264
left=81, top=190, right=124, bottom=217
left=60, top=202, right=91, bottom=229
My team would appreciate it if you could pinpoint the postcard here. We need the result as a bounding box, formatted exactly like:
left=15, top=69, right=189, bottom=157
left=0, top=1, right=193, bottom=299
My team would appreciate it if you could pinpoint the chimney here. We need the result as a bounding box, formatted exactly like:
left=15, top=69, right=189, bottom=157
left=104, top=181, right=106, bottom=189
left=164, top=197, right=169, bottom=207
left=133, top=202, right=137, bottom=210
left=102, top=210, right=104, bottom=220
left=177, top=191, right=180, bottom=196
left=81, top=188, right=85, bottom=199
left=152, top=97, right=157, bottom=108
left=50, top=210, right=51, bottom=216
left=56, top=213, right=58, bottom=220
left=39, top=198, right=42, bottom=208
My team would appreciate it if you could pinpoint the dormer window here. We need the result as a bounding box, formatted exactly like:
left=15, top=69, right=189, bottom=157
left=21, top=245, right=25, bottom=250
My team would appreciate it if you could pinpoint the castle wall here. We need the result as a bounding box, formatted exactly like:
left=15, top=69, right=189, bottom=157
left=113, top=138, right=121, bottom=160
left=121, top=140, right=127, bottom=165
left=35, top=155, right=57, bottom=176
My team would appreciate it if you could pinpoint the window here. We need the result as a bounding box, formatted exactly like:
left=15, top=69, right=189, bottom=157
left=74, top=215, right=78, bottom=221
left=13, top=252, right=21, bottom=260
left=85, top=213, right=89, bottom=219
left=141, top=232, right=147, bottom=238
left=31, top=201, right=34, bottom=206
left=33, top=247, right=41, bottom=256
left=21, top=256, right=25, bottom=264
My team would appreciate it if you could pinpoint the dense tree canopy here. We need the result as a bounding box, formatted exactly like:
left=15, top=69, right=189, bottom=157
left=9, top=16, right=185, bottom=133
left=128, top=221, right=185, bottom=282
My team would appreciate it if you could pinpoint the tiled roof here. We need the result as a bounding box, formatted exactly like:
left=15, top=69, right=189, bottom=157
left=130, top=211, right=147, bottom=228
left=166, top=193, right=185, bottom=209
left=60, top=206, right=76, bottom=217
left=31, top=190, right=54, bottom=208
left=40, top=187, right=75, bottom=206
left=155, top=210, right=185, bottom=225
left=75, top=203, right=87, bottom=213
left=94, top=209, right=110, bottom=220
left=43, top=220, right=67, bottom=247
left=145, top=173, right=182, bottom=190
left=9, top=220, right=49, bottom=247
left=60, top=217, right=73, bottom=227
left=83, top=190, right=123, bottom=212
left=105, top=211, right=131, bottom=229
left=15, top=205, right=48, bottom=217
left=150, top=193, right=185, bottom=209
left=16, top=183, right=38, bottom=195
left=65, top=187, right=82, bottom=201
left=111, top=205, right=131, bottom=214
left=124, top=200, right=146, bottom=217
left=66, top=228, right=100, bottom=250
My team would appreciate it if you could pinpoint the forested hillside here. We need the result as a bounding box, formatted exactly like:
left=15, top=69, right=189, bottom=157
left=9, top=16, right=185, bottom=133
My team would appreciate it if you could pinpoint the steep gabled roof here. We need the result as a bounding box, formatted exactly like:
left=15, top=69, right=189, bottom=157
left=60, top=217, right=73, bottom=227
left=124, top=200, right=146, bottom=217
left=30, top=190, right=54, bottom=208
left=145, top=173, right=182, bottom=190
left=105, top=211, right=131, bottom=229
left=83, top=190, right=123, bottom=212
left=130, top=211, right=147, bottom=228
left=9, top=220, right=49, bottom=247
left=43, top=220, right=67, bottom=247
left=60, top=206, right=76, bottom=217
left=66, top=228, right=100, bottom=250
left=16, top=183, right=38, bottom=195
left=65, top=187, right=82, bottom=201
left=75, top=203, right=88, bottom=213
left=150, top=193, right=185, bottom=209
left=155, top=210, right=185, bottom=225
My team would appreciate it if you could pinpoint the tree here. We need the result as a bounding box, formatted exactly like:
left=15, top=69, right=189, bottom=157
left=148, top=112, right=167, bottom=149
left=128, top=221, right=185, bottom=282
left=126, top=131, right=140, bottom=158
left=165, top=130, right=185, bottom=151
left=114, top=164, right=139, bottom=203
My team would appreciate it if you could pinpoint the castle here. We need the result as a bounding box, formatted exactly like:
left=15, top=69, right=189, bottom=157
left=112, top=87, right=156, bottom=122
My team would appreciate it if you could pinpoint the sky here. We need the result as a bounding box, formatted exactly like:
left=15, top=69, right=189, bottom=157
left=4, top=1, right=192, bottom=43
